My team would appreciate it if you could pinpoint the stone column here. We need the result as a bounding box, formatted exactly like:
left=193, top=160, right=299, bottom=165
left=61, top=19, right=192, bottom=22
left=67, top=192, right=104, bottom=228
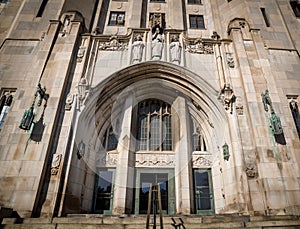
left=35, top=12, right=84, bottom=217
left=112, top=95, right=134, bottom=214
left=173, top=96, right=193, bottom=214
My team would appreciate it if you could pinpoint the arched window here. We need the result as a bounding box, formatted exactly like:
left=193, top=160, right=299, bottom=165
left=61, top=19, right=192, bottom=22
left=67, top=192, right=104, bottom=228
left=290, top=99, right=300, bottom=139
left=102, top=126, right=118, bottom=151
left=137, top=99, right=172, bottom=151
left=191, top=121, right=207, bottom=152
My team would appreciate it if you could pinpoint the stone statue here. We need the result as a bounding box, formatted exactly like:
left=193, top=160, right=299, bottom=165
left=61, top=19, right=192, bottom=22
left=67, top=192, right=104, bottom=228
left=169, top=35, right=181, bottom=64
left=131, top=35, right=144, bottom=64
left=261, top=89, right=273, bottom=112
left=151, top=26, right=164, bottom=60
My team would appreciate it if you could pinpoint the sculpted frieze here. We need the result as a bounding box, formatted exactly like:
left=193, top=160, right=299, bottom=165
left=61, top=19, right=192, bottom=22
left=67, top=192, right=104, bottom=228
left=136, top=153, right=174, bottom=167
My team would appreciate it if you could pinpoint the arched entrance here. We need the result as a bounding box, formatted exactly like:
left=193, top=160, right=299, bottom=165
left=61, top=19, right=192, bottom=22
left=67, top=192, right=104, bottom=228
left=63, top=61, right=228, bottom=215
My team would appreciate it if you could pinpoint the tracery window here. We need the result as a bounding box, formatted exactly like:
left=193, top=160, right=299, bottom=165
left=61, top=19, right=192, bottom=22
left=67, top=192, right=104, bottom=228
left=290, top=99, right=300, bottom=139
left=102, top=126, right=118, bottom=151
left=0, top=89, right=15, bottom=131
left=137, top=99, right=172, bottom=151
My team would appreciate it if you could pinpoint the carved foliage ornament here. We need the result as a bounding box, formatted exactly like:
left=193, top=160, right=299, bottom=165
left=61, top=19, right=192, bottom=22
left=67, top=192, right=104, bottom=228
left=185, top=39, right=214, bottom=55
left=135, top=154, right=174, bottom=167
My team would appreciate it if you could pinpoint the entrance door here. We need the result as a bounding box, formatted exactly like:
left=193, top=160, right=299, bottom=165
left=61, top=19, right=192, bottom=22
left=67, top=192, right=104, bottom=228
left=135, top=169, right=175, bottom=214
left=193, top=169, right=214, bottom=214
left=139, top=173, right=168, bottom=214
left=93, top=169, right=115, bottom=213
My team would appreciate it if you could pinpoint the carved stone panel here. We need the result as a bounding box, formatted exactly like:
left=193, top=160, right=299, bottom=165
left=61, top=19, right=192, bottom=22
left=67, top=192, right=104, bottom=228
left=185, top=39, right=214, bottom=54
left=98, top=36, right=128, bottom=51
left=51, top=154, right=62, bottom=176
left=192, top=154, right=212, bottom=168
left=135, top=153, right=174, bottom=167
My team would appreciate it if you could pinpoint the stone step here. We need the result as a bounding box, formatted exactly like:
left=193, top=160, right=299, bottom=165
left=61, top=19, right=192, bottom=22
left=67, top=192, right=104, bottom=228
left=1, top=215, right=300, bottom=229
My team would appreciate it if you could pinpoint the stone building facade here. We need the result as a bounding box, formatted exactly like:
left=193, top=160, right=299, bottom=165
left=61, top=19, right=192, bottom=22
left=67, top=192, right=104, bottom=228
left=0, top=0, right=300, bottom=219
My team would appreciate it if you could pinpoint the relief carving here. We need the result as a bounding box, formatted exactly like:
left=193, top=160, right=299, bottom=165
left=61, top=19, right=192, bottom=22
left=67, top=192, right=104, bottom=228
left=185, top=39, right=214, bottom=54
left=245, top=162, right=257, bottom=178
left=105, top=153, right=118, bottom=166
left=192, top=155, right=212, bottom=168
left=135, top=154, right=174, bottom=167
left=51, top=154, right=62, bottom=175
left=65, top=93, right=74, bottom=110
left=226, top=53, right=235, bottom=68
left=99, top=36, right=128, bottom=51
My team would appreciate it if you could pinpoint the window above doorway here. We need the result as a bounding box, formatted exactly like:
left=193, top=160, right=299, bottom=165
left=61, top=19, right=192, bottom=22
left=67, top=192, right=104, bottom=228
left=108, top=12, right=125, bottom=26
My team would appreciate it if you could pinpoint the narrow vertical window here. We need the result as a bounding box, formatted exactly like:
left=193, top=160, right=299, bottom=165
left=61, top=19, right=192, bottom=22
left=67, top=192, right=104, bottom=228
left=0, top=89, right=15, bottom=132
left=36, top=0, right=48, bottom=17
left=290, top=99, right=300, bottom=139
left=93, top=169, right=115, bottom=213
left=102, top=126, right=118, bottom=151
left=140, top=0, right=148, bottom=28
left=260, top=8, right=270, bottom=27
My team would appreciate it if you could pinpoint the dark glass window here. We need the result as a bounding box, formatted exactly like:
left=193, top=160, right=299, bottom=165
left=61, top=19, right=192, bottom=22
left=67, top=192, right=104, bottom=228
left=94, top=170, right=114, bottom=213
left=189, top=15, right=205, bottom=29
left=188, top=0, right=202, bottom=4
left=290, top=100, right=300, bottom=139
left=290, top=0, right=300, bottom=17
left=137, top=99, right=172, bottom=151
left=139, top=173, right=168, bottom=214
left=108, top=12, right=125, bottom=26
left=150, top=0, right=165, bottom=2
left=102, top=126, right=118, bottom=151
left=0, top=89, right=15, bottom=132
left=193, top=169, right=213, bottom=212
left=36, top=0, right=48, bottom=17
left=260, top=8, right=270, bottom=27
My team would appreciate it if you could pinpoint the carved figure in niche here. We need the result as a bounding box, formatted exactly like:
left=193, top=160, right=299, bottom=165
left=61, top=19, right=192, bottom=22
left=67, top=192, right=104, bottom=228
left=169, top=35, right=182, bottom=64
left=151, top=25, right=164, bottom=60
left=131, top=35, right=144, bottom=64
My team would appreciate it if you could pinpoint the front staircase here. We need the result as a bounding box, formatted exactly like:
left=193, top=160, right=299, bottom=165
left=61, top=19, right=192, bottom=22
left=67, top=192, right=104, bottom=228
left=1, top=214, right=300, bottom=228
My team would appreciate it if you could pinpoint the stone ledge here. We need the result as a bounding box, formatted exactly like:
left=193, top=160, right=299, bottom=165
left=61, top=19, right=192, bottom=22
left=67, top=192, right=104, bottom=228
left=246, top=220, right=300, bottom=227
